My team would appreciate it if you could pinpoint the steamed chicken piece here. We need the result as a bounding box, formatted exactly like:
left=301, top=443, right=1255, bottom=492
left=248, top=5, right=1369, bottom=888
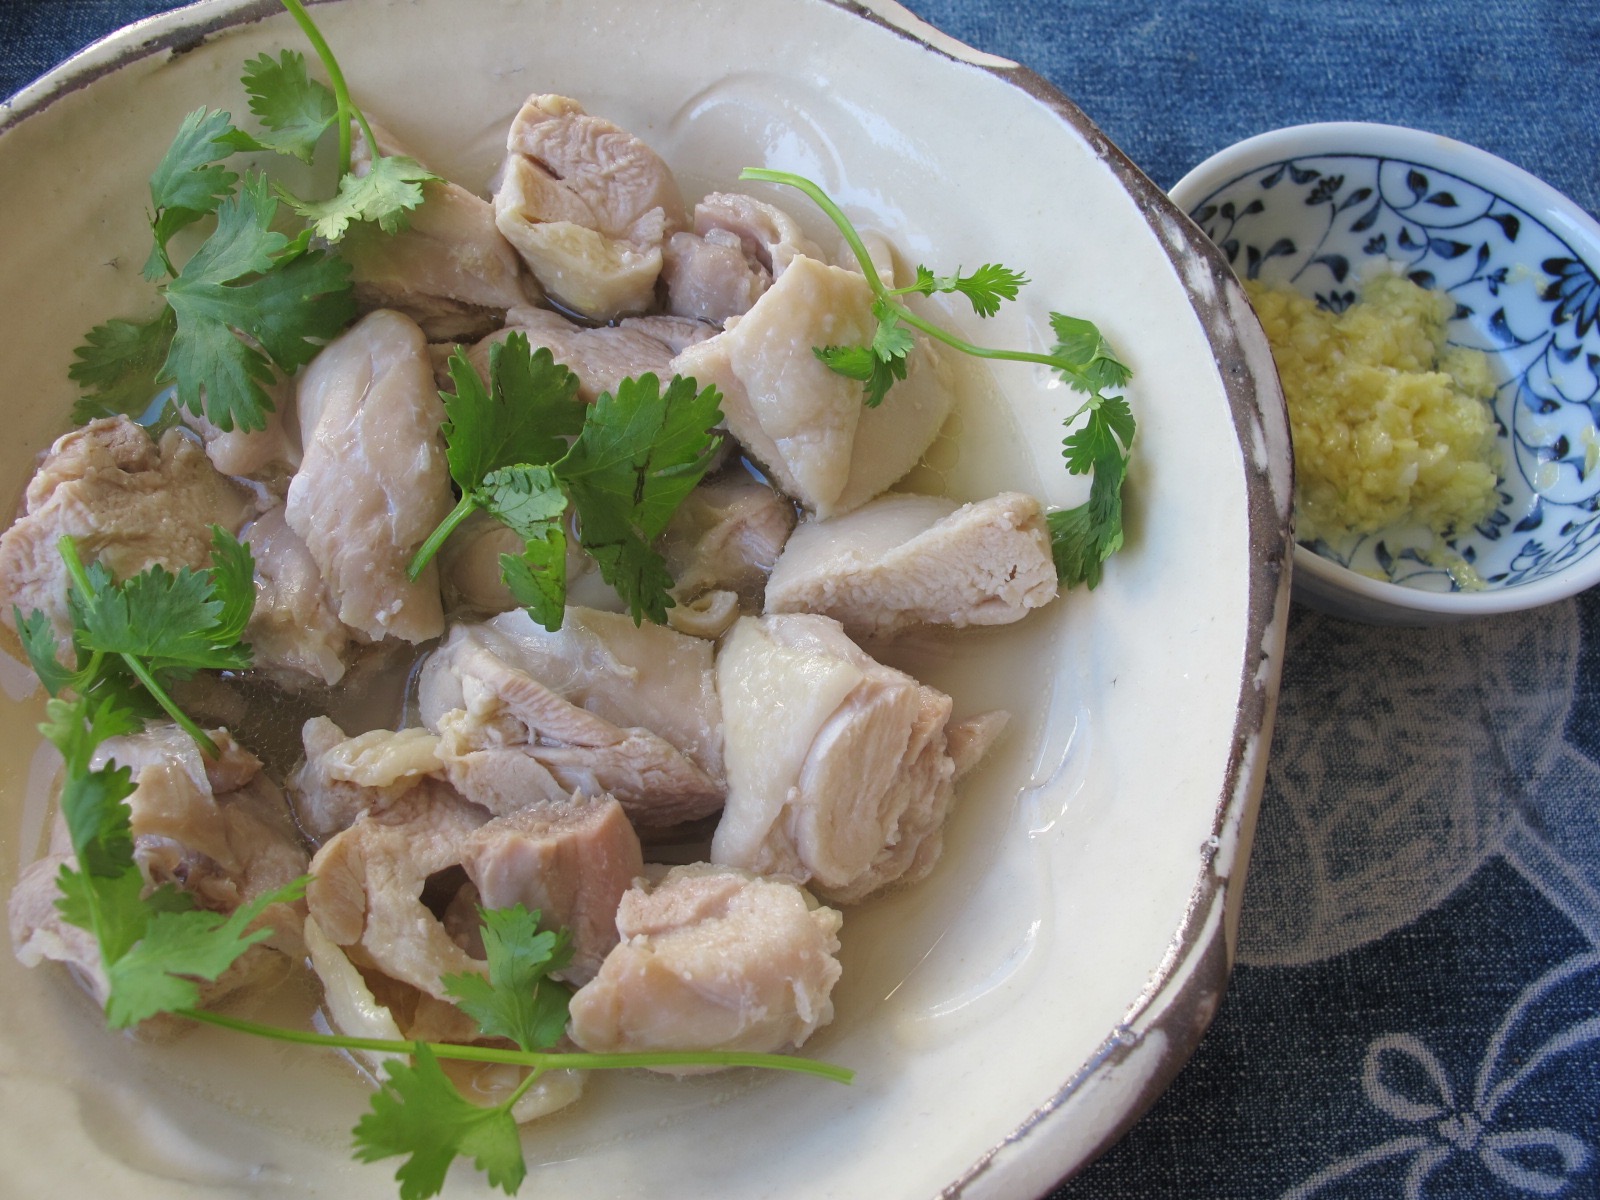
left=711, top=614, right=978, bottom=904
left=418, top=608, right=725, bottom=827
left=764, top=491, right=1058, bottom=638
left=671, top=255, right=954, bottom=518
left=343, top=121, right=535, bottom=340
left=566, top=864, right=842, bottom=1064
left=289, top=717, right=446, bottom=844
left=239, top=506, right=352, bottom=687
left=655, top=473, right=797, bottom=637
left=663, top=192, right=823, bottom=325
left=0, top=415, right=254, bottom=648
left=8, top=725, right=309, bottom=1010
left=180, top=379, right=302, bottom=486
left=460, top=793, right=645, bottom=986
left=306, top=783, right=492, bottom=1000
left=285, top=309, right=453, bottom=646
left=493, top=94, right=686, bottom=320
left=460, top=305, right=712, bottom=406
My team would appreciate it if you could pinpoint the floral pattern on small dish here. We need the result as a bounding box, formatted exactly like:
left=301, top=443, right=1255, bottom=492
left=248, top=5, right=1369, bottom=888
left=1188, top=154, right=1600, bottom=593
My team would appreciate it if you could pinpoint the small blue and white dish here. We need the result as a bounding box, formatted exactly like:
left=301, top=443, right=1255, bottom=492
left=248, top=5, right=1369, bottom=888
left=1172, top=123, right=1600, bottom=624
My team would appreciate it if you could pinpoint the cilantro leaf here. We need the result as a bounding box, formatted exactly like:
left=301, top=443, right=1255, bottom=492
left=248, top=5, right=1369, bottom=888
left=241, top=50, right=338, bottom=163
left=144, top=107, right=253, bottom=281
left=1049, top=313, right=1133, bottom=394
left=282, top=153, right=436, bottom=241
left=1062, top=396, right=1136, bottom=476
left=558, top=372, right=723, bottom=622
left=57, top=530, right=256, bottom=753
left=499, top=542, right=567, bottom=633
left=443, top=905, right=573, bottom=1053
left=160, top=172, right=354, bottom=431
left=68, top=309, right=178, bottom=424
left=443, top=336, right=584, bottom=488
left=15, top=611, right=89, bottom=697
left=911, top=262, right=1028, bottom=317
left=353, top=1045, right=527, bottom=1200
left=72, top=558, right=253, bottom=676
left=815, top=342, right=906, bottom=408
left=1048, top=448, right=1129, bottom=590
left=104, top=877, right=308, bottom=1028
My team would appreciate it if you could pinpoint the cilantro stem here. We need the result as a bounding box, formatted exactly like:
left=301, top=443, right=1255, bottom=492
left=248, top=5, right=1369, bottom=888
left=179, top=1008, right=855, bottom=1084
left=278, top=0, right=374, bottom=175
left=407, top=492, right=479, bottom=581
left=738, top=167, right=1095, bottom=386
left=56, top=536, right=219, bottom=758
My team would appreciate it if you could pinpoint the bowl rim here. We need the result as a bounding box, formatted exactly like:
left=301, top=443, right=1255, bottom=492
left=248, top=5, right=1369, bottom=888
left=1171, top=120, right=1600, bottom=619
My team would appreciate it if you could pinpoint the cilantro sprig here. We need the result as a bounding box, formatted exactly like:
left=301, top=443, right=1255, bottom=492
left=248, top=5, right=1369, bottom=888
left=70, top=0, right=436, bottom=433
left=16, top=529, right=256, bottom=757
left=407, top=333, right=723, bottom=630
left=739, top=167, right=1137, bottom=589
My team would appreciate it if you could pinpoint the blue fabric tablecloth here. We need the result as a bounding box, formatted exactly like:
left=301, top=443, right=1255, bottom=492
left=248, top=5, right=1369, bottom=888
left=5, top=3, right=1600, bottom=1198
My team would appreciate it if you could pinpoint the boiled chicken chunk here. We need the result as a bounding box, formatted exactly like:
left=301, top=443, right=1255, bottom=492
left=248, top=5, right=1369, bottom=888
left=493, top=94, right=686, bottom=320
left=461, top=305, right=711, bottom=406
left=286, top=309, right=453, bottom=645
left=288, top=716, right=445, bottom=843
left=9, top=724, right=309, bottom=1010
left=181, top=379, right=301, bottom=486
left=0, top=415, right=253, bottom=649
left=566, top=864, right=842, bottom=1064
left=764, top=491, right=1058, bottom=638
left=240, top=505, right=351, bottom=687
left=662, top=474, right=797, bottom=602
left=343, top=123, right=535, bottom=341
left=460, top=793, right=644, bottom=986
left=663, top=192, right=823, bottom=325
left=418, top=609, right=724, bottom=827
left=671, top=255, right=954, bottom=518
left=655, top=473, right=797, bottom=638
left=711, top=614, right=962, bottom=904
left=306, top=784, right=491, bottom=1000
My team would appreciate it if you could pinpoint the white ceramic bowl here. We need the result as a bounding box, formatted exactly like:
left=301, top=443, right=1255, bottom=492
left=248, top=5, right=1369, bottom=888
left=0, top=2, right=1290, bottom=1196
left=1172, top=122, right=1600, bottom=625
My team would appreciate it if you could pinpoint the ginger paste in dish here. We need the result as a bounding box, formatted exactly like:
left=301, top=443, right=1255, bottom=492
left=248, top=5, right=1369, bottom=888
left=1248, top=274, right=1500, bottom=545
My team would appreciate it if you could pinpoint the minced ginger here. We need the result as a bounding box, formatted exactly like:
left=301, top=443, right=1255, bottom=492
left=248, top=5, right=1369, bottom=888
left=1248, top=274, right=1500, bottom=545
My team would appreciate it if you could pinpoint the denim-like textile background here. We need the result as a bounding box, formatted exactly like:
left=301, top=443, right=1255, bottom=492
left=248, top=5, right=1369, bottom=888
left=4, top=2, right=1600, bottom=1198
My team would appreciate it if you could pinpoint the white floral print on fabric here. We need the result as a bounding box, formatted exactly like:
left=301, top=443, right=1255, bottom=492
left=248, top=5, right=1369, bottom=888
left=1283, top=953, right=1600, bottom=1198
left=1240, top=600, right=1599, bottom=965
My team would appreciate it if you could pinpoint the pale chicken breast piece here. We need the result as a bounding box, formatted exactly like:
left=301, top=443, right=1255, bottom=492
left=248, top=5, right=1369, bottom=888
left=461, top=305, right=705, bottom=406
left=710, top=614, right=960, bottom=904
left=285, top=309, right=453, bottom=645
left=288, top=716, right=445, bottom=844
left=418, top=608, right=725, bottom=826
left=656, top=473, right=797, bottom=638
left=181, top=376, right=302, bottom=487
left=663, top=192, right=823, bottom=325
left=9, top=724, right=309, bottom=1011
left=566, top=864, right=842, bottom=1065
left=0, top=415, right=254, bottom=649
left=670, top=255, right=954, bottom=518
left=493, top=95, right=686, bottom=320
left=344, top=121, right=536, bottom=340
left=240, top=505, right=351, bottom=687
left=460, top=793, right=645, bottom=986
left=764, top=491, right=1058, bottom=638
left=306, top=783, right=491, bottom=1000
left=87, top=725, right=309, bottom=953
